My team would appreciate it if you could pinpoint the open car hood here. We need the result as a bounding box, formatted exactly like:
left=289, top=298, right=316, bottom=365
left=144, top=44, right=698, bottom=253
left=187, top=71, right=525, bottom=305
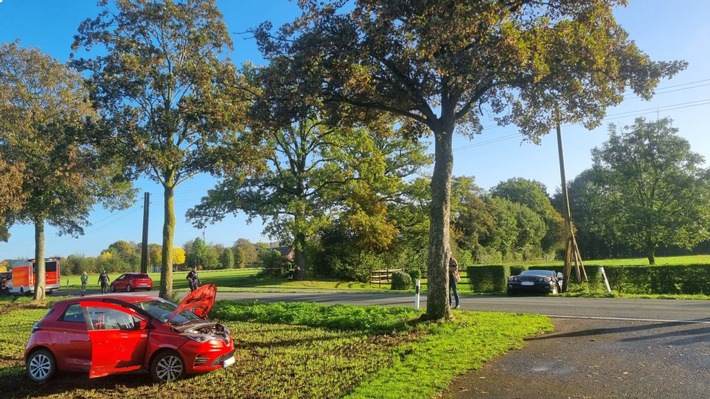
left=168, top=283, right=217, bottom=323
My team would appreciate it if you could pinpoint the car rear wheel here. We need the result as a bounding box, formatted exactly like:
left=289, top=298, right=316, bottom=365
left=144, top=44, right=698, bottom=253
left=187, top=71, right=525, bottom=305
left=126, top=284, right=132, bottom=292
left=111, top=285, right=116, bottom=292
left=27, top=349, right=56, bottom=382
left=150, top=350, right=185, bottom=383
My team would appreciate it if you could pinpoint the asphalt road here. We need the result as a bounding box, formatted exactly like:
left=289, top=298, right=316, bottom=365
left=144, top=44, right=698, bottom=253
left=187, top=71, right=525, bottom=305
left=214, top=291, right=710, bottom=399
left=211, top=291, right=710, bottom=323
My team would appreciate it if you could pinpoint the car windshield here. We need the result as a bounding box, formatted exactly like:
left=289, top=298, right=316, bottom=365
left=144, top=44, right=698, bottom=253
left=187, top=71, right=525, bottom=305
left=521, top=270, right=554, bottom=277
left=133, top=298, right=202, bottom=325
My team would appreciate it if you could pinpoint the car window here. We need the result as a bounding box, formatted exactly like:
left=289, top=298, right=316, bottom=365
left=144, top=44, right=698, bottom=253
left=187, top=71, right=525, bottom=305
left=61, top=304, right=85, bottom=323
left=117, top=274, right=126, bottom=280
left=86, top=306, right=140, bottom=330
left=135, top=299, right=201, bottom=325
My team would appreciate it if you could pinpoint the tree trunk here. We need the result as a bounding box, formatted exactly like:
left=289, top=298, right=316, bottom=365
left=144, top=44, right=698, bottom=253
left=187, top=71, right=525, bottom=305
left=425, top=126, right=455, bottom=321
left=33, top=221, right=46, bottom=301
left=647, top=247, right=656, bottom=265
left=294, top=231, right=306, bottom=281
left=159, top=183, right=175, bottom=300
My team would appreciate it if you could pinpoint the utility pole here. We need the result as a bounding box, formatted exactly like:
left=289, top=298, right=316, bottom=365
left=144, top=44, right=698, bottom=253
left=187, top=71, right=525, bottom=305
left=140, top=192, right=150, bottom=273
left=555, top=107, right=586, bottom=292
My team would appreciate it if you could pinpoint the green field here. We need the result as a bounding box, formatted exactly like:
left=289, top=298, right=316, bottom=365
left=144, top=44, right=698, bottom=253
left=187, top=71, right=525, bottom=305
left=0, top=297, right=552, bottom=399
left=51, top=254, right=710, bottom=298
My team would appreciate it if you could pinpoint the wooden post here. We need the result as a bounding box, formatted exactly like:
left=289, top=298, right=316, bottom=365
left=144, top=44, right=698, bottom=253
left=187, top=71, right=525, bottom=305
left=140, top=192, right=150, bottom=274
left=555, top=107, right=586, bottom=291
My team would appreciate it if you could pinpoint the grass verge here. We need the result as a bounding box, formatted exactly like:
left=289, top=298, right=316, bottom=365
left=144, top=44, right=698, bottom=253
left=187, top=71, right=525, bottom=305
left=0, top=297, right=551, bottom=399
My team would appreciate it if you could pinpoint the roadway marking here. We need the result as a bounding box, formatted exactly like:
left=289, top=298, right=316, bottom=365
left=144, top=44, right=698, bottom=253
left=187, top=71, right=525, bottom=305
left=548, top=314, right=710, bottom=325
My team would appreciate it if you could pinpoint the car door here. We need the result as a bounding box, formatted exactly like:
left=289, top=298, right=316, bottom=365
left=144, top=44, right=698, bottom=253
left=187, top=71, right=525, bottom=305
left=112, top=274, right=127, bottom=290
left=81, top=301, right=150, bottom=378
left=52, top=303, right=92, bottom=371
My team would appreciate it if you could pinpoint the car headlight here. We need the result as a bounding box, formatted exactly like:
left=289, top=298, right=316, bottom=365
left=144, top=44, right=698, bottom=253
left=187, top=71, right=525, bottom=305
left=183, top=334, right=211, bottom=343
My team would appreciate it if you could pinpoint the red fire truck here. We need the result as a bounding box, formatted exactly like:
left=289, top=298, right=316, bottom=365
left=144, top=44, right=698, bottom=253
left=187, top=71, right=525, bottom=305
left=8, top=257, right=61, bottom=295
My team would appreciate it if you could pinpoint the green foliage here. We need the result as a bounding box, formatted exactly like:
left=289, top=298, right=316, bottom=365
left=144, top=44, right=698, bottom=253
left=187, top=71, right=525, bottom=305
left=390, top=271, right=412, bottom=290
left=491, top=178, right=566, bottom=254
left=219, top=247, right=234, bottom=269
left=468, top=265, right=511, bottom=293
left=407, top=267, right=422, bottom=282
left=253, top=0, right=685, bottom=321
left=590, top=117, right=710, bottom=264
left=213, top=301, right=418, bottom=334
left=70, top=0, right=250, bottom=298
left=0, top=41, right=136, bottom=299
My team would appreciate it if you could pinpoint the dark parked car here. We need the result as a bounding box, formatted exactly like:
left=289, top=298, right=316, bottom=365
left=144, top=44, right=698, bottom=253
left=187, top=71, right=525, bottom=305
left=25, top=284, right=235, bottom=383
left=507, top=270, right=564, bottom=295
left=111, top=272, right=153, bottom=292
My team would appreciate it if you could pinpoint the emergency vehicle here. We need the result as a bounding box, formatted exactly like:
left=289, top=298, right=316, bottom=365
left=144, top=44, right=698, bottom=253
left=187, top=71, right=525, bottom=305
left=8, top=257, right=61, bottom=295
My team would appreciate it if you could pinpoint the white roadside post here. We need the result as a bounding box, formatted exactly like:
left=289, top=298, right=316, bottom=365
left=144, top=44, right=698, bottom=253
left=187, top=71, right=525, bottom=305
left=414, top=279, right=420, bottom=310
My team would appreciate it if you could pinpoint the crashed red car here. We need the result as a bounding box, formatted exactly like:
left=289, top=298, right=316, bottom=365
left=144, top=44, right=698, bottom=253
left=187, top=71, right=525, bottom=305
left=25, top=284, right=235, bottom=383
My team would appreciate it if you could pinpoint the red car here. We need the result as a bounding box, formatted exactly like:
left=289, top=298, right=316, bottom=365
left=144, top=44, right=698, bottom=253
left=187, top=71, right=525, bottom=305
left=110, top=272, right=153, bottom=292
left=25, top=284, right=235, bottom=383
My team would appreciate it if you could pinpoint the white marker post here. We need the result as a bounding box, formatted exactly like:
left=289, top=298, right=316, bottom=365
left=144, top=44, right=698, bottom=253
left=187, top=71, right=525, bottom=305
left=414, top=279, right=420, bottom=310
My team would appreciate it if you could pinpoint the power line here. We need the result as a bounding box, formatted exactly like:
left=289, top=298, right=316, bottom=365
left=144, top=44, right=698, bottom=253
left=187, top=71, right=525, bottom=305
left=454, top=97, right=710, bottom=151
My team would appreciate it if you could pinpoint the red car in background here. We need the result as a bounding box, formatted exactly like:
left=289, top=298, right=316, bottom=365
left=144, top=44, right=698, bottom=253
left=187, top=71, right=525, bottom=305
left=25, top=284, right=235, bottom=383
left=111, top=272, right=153, bottom=292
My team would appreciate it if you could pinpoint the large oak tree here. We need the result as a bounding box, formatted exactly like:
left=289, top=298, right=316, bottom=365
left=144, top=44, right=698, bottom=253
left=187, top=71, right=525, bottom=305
left=0, top=42, right=135, bottom=300
left=70, top=0, right=251, bottom=299
left=254, top=0, right=686, bottom=320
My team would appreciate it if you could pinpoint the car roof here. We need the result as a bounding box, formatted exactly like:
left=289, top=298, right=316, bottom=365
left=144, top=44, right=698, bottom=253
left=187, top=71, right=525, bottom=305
left=54, top=294, right=159, bottom=306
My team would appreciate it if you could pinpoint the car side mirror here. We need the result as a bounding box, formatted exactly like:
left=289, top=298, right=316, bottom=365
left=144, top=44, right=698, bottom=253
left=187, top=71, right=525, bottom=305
left=139, top=319, right=148, bottom=330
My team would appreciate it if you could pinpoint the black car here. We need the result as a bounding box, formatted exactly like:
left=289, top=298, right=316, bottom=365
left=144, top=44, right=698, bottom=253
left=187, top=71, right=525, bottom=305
left=507, top=270, right=563, bottom=295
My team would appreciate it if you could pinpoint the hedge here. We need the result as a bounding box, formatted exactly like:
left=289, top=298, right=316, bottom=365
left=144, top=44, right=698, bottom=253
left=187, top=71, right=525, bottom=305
left=466, top=264, right=710, bottom=295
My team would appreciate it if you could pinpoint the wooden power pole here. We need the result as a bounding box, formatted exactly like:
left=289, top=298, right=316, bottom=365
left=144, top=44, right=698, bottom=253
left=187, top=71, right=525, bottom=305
left=555, top=108, right=586, bottom=292
left=140, top=192, right=150, bottom=273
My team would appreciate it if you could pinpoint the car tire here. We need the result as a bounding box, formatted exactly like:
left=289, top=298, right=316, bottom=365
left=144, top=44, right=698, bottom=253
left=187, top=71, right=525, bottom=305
left=111, top=285, right=116, bottom=292
left=150, top=350, right=185, bottom=383
left=126, top=284, right=132, bottom=292
left=27, top=348, right=56, bottom=382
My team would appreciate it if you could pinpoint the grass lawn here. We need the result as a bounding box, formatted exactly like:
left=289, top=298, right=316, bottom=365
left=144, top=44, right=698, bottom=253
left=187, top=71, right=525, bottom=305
left=53, top=253, right=710, bottom=299
left=0, top=296, right=552, bottom=399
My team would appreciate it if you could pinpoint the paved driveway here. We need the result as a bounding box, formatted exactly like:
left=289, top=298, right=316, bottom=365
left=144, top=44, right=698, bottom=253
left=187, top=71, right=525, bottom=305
left=442, top=317, right=710, bottom=399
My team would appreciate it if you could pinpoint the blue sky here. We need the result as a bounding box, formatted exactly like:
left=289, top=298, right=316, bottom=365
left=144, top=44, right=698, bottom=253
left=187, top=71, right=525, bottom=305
left=0, top=0, right=708, bottom=260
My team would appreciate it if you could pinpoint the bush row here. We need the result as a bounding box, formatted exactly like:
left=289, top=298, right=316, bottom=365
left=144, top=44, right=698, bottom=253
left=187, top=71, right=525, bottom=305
left=467, top=264, right=710, bottom=295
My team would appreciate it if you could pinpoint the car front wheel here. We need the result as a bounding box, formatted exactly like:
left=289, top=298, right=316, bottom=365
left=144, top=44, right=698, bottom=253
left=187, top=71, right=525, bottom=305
left=126, top=284, right=132, bottom=292
left=27, top=349, right=56, bottom=382
left=150, top=350, right=185, bottom=383
left=111, top=285, right=116, bottom=292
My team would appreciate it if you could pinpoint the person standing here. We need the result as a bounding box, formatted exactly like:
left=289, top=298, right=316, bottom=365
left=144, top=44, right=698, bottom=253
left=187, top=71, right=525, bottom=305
left=80, top=271, right=89, bottom=296
left=449, top=256, right=460, bottom=309
left=187, top=266, right=200, bottom=292
left=98, top=270, right=110, bottom=294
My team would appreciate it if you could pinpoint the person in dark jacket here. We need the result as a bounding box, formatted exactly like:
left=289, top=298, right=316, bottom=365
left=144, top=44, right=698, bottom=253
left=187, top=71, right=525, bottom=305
left=187, top=266, right=200, bottom=292
left=98, top=270, right=110, bottom=294
left=449, top=256, right=460, bottom=309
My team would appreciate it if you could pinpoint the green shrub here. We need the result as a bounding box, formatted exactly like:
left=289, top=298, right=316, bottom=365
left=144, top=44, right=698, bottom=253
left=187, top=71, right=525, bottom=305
left=407, top=267, right=421, bottom=282
left=391, top=271, right=413, bottom=290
